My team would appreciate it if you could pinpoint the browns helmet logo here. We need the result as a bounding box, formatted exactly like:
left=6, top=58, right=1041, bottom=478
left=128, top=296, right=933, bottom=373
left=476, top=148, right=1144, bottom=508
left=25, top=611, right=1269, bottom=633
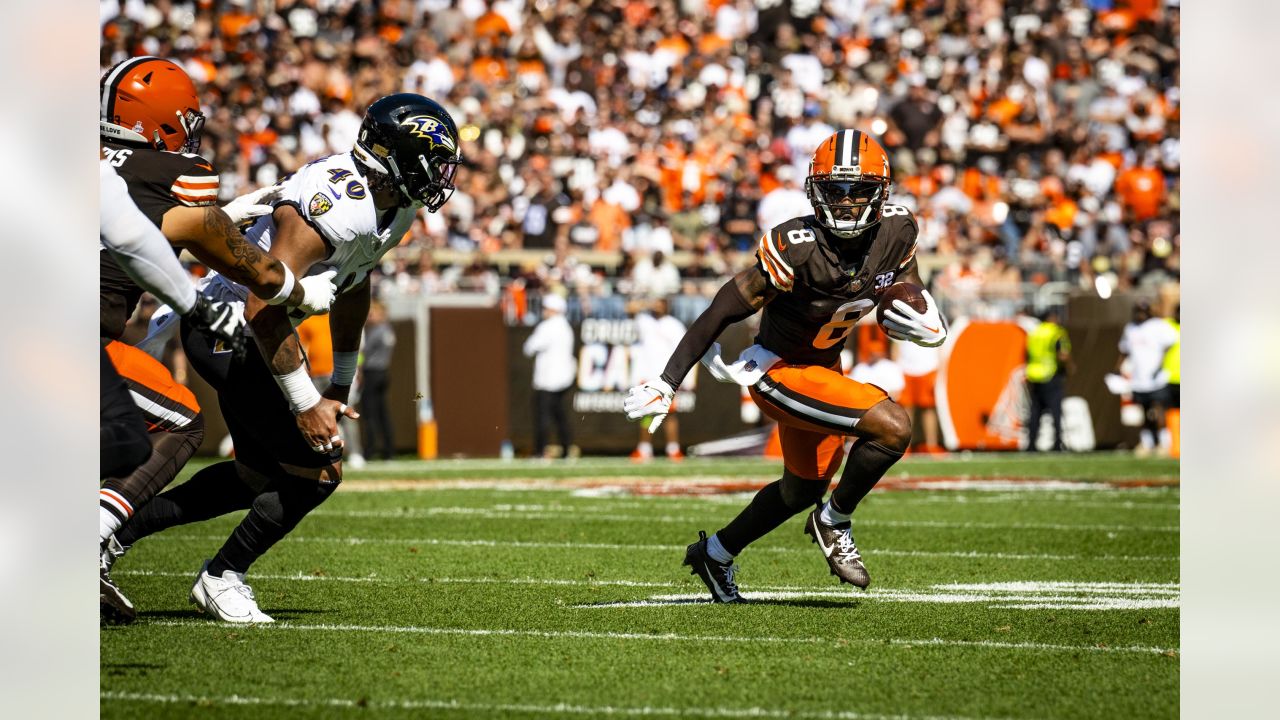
left=399, top=115, right=457, bottom=153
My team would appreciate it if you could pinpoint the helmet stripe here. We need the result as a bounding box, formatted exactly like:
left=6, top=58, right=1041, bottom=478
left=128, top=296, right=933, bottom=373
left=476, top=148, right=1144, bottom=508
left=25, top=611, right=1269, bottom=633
left=101, top=56, right=156, bottom=122
left=842, top=130, right=858, bottom=167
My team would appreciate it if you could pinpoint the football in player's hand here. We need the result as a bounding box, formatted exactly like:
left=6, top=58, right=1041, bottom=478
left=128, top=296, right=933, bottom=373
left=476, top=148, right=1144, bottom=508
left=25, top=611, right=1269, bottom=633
left=877, top=282, right=928, bottom=327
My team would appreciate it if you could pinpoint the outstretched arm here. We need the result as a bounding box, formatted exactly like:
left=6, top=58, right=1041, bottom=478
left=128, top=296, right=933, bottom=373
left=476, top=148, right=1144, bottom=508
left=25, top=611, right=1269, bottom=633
left=161, top=204, right=306, bottom=306
left=625, top=266, right=772, bottom=431
left=658, top=266, right=773, bottom=387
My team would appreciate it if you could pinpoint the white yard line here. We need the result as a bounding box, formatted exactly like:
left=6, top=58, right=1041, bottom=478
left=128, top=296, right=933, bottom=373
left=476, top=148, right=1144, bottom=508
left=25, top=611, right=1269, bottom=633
left=116, top=570, right=1180, bottom=597
left=147, top=534, right=1177, bottom=562
left=578, top=591, right=1177, bottom=612
left=341, top=476, right=1178, bottom=495
left=124, top=619, right=1176, bottom=656
left=118, top=569, right=682, bottom=589
left=100, top=690, right=998, bottom=720
left=307, top=507, right=1177, bottom=532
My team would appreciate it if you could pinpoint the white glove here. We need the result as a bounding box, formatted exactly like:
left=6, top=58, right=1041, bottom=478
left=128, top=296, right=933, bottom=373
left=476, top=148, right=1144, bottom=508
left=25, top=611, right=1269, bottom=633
left=700, top=343, right=780, bottom=387
left=297, top=269, right=338, bottom=314
left=881, top=289, right=947, bottom=347
left=222, top=185, right=284, bottom=225
left=623, top=379, right=675, bottom=432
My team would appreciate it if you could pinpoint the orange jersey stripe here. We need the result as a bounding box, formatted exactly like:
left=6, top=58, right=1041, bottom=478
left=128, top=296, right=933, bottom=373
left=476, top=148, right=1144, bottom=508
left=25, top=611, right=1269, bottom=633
left=172, top=192, right=217, bottom=205
left=760, top=234, right=793, bottom=280
left=759, top=250, right=791, bottom=290
left=173, top=179, right=218, bottom=190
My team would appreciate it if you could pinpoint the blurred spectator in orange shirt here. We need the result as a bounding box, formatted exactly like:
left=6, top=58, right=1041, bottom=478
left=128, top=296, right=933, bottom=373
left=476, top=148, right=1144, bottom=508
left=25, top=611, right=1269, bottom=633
left=1115, top=148, right=1167, bottom=222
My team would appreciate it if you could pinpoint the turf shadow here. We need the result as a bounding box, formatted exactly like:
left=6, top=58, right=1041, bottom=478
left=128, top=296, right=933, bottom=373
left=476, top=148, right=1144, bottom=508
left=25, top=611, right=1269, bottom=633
left=101, top=662, right=167, bottom=678
left=741, top=598, right=862, bottom=609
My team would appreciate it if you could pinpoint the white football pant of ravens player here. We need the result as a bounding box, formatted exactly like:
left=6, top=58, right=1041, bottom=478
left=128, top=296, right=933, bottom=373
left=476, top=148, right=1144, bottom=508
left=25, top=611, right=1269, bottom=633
left=107, top=94, right=462, bottom=623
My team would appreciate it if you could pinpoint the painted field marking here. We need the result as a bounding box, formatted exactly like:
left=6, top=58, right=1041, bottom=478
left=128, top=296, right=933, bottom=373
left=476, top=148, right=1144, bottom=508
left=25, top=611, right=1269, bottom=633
left=146, top=534, right=1178, bottom=562
left=341, top=476, right=1178, bottom=495
left=117, top=569, right=1179, bottom=611
left=118, top=569, right=680, bottom=589
left=100, top=690, right=1002, bottom=720
left=510, top=494, right=1180, bottom=510
left=119, top=619, right=1177, bottom=656
left=307, top=507, right=1177, bottom=533
left=574, top=580, right=1179, bottom=612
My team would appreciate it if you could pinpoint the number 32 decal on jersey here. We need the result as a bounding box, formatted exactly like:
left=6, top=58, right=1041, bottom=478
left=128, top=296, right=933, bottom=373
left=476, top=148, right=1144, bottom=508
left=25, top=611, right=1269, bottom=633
left=812, top=299, right=876, bottom=350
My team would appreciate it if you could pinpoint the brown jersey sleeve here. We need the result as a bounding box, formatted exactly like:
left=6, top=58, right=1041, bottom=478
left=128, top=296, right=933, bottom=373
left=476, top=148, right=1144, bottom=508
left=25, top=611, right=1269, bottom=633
left=168, top=155, right=220, bottom=207
left=755, top=219, right=821, bottom=293
left=106, top=144, right=221, bottom=227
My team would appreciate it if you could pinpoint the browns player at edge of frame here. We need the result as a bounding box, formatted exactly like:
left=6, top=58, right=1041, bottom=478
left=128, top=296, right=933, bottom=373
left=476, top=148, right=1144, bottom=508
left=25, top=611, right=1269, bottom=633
left=624, top=129, right=948, bottom=602
left=97, top=56, right=336, bottom=625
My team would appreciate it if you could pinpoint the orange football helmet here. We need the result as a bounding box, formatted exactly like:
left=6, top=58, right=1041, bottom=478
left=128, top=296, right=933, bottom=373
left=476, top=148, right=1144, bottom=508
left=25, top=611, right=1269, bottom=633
left=806, top=129, right=892, bottom=236
left=100, top=56, right=205, bottom=153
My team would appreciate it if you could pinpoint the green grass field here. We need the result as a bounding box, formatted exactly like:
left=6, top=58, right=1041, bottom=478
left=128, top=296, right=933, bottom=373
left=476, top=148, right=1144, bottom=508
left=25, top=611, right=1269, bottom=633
left=101, top=453, right=1179, bottom=719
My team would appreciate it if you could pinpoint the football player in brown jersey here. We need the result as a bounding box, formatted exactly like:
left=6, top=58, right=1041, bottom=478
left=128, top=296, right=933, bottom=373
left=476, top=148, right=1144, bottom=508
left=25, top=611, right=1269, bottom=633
left=625, top=130, right=947, bottom=601
left=98, top=56, right=336, bottom=623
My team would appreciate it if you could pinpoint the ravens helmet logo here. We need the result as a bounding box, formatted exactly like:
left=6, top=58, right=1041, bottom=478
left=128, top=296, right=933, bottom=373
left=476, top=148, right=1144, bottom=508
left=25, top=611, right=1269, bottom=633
left=399, top=115, right=457, bottom=153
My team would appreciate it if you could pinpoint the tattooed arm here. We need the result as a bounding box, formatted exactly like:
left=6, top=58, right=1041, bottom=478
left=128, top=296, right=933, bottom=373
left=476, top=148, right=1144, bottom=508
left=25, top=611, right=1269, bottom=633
left=160, top=204, right=306, bottom=306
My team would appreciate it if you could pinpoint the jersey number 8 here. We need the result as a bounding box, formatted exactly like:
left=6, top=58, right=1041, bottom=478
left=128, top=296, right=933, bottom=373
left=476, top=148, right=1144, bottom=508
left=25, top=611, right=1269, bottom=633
left=812, top=299, right=875, bottom=350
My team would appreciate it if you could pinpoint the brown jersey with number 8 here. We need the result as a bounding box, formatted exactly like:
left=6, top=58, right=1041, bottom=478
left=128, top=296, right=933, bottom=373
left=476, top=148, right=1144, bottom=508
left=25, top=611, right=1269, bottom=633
left=754, top=208, right=920, bottom=367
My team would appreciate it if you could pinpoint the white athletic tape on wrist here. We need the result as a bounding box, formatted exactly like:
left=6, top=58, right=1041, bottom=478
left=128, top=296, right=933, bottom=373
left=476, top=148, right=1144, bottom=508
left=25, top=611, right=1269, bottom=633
left=266, top=264, right=296, bottom=305
left=331, top=351, right=358, bottom=386
left=273, top=365, right=322, bottom=414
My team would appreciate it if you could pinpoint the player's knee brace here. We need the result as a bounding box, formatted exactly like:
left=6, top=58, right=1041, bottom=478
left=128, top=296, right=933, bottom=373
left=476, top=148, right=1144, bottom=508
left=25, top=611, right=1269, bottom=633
left=779, top=471, right=829, bottom=511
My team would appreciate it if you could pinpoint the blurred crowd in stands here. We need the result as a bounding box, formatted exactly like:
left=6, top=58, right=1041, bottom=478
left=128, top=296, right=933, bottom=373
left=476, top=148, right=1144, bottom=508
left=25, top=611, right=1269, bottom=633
left=102, top=0, right=1180, bottom=325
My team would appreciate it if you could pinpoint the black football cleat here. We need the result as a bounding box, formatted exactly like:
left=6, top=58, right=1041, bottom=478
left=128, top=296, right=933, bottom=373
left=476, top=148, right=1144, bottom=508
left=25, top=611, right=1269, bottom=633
left=804, top=506, right=871, bottom=589
left=683, top=531, right=746, bottom=603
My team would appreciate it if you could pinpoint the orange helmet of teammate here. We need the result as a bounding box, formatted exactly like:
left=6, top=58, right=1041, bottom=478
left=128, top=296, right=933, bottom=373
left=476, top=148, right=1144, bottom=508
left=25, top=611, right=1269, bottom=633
left=100, top=56, right=206, bottom=153
left=806, top=129, right=892, bottom=237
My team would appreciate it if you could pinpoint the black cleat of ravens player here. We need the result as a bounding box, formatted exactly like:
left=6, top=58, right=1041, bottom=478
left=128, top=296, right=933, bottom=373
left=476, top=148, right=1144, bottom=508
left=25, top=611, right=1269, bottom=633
left=352, top=93, right=461, bottom=211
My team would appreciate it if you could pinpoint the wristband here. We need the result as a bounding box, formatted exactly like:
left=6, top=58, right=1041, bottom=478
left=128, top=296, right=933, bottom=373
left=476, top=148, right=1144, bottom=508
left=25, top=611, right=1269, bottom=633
left=266, top=263, right=296, bottom=305
left=331, top=351, right=358, bottom=386
left=272, top=365, right=322, bottom=414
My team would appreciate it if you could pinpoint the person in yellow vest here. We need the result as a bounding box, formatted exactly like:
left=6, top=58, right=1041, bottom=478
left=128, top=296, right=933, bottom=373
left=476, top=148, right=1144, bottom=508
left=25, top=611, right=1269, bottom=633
left=1025, top=307, right=1073, bottom=452
left=1162, top=304, right=1180, bottom=456
left=1163, top=304, right=1180, bottom=409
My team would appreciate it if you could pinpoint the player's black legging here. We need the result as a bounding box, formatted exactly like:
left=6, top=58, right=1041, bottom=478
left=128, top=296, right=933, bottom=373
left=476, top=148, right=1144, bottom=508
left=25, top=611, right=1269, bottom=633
left=117, top=320, right=340, bottom=576
left=360, top=368, right=395, bottom=460
left=533, top=388, right=572, bottom=455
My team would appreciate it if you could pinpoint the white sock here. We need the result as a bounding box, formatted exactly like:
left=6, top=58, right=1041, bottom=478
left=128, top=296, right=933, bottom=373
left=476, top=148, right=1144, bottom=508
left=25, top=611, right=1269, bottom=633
left=635, top=442, right=653, bottom=457
left=819, top=499, right=851, bottom=526
left=706, top=533, right=734, bottom=564
left=99, top=505, right=124, bottom=545
left=665, top=442, right=680, bottom=456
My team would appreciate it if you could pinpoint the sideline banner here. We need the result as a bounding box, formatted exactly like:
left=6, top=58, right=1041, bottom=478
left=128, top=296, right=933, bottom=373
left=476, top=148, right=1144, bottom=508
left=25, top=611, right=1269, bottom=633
left=936, top=318, right=1034, bottom=451
left=508, top=320, right=755, bottom=455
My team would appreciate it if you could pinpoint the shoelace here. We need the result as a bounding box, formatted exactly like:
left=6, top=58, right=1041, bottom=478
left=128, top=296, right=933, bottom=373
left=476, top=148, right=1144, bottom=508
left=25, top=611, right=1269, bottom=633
left=718, top=563, right=741, bottom=595
left=233, top=581, right=257, bottom=602
left=834, top=531, right=862, bottom=562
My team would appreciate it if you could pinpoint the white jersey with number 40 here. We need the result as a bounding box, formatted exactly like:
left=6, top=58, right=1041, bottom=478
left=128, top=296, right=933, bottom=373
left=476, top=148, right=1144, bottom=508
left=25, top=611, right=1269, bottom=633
left=202, top=151, right=418, bottom=321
